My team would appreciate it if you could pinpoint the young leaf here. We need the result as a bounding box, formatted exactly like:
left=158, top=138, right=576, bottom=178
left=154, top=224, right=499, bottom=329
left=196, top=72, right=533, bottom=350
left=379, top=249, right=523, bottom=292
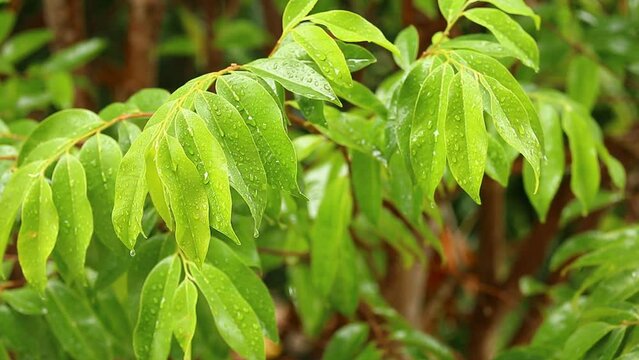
left=439, top=0, right=466, bottom=22
left=51, top=154, right=93, bottom=283
left=282, top=0, right=319, bottom=32
left=410, top=62, right=454, bottom=200
left=208, top=239, right=279, bottom=341
left=244, top=58, right=340, bottom=104
left=524, top=103, right=564, bottom=221
left=0, top=161, right=43, bottom=262
left=17, top=177, right=58, bottom=293
left=562, top=107, right=600, bottom=213
left=445, top=70, right=487, bottom=204
left=483, top=76, right=541, bottom=185
left=307, top=11, right=399, bottom=55
left=351, top=151, right=382, bottom=224
left=134, top=255, right=182, bottom=360
left=19, top=109, right=104, bottom=165
left=194, top=91, right=267, bottom=231
left=173, top=280, right=198, bottom=360
left=463, top=8, right=539, bottom=71
left=40, top=38, right=106, bottom=73
left=311, top=175, right=352, bottom=296
left=156, top=136, right=210, bottom=265
left=293, top=24, right=353, bottom=88
left=79, top=134, right=126, bottom=254
left=176, top=109, right=238, bottom=244
left=217, top=74, right=301, bottom=196
left=112, top=124, right=159, bottom=250
left=394, top=26, right=420, bottom=70
left=191, top=263, right=265, bottom=360
left=45, top=281, right=112, bottom=360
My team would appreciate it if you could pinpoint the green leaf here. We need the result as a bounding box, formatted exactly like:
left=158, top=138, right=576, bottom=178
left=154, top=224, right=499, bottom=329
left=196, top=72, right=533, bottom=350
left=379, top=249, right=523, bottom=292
left=1, top=286, right=46, bottom=315
left=483, top=76, right=541, bottom=185
left=560, top=322, right=612, bottom=360
left=445, top=69, right=487, bottom=203
left=562, top=107, right=600, bottom=212
left=79, top=134, right=126, bottom=253
left=293, top=24, right=352, bottom=88
left=45, top=281, right=112, bottom=360
left=40, top=38, right=106, bottom=73
left=46, top=72, right=74, bottom=109
left=311, top=175, right=352, bottom=296
left=282, top=0, right=319, bottom=31
left=18, top=177, right=58, bottom=293
left=485, top=136, right=511, bottom=186
left=191, top=263, right=265, bottom=360
left=208, top=239, right=278, bottom=341
left=0, top=12, right=15, bottom=43
left=567, top=56, right=600, bottom=112
left=156, top=135, right=210, bottom=265
left=410, top=62, right=454, bottom=200
left=597, top=327, right=625, bottom=360
left=288, top=265, right=328, bottom=336
left=176, top=109, right=238, bottom=244
left=297, top=95, right=327, bottom=126
left=480, top=0, right=540, bottom=28
left=454, top=50, right=543, bottom=148
left=329, top=235, right=359, bottom=315
left=332, top=80, right=387, bottom=116
left=244, top=58, right=340, bottom=104
left=51, top=154, right=93, bottom=283
left=173, top=280, right=198, bottom=360
left=127, top=88, right=171, bottom=112
left=394, top=26, right=419, bottom=70
left=19, top=109, right=104, bottom=165
left=439, top=0, right=466, bottom=22
left=145, top=143, right=174, bottom=230
left=351, top=151, right=382, bottom=223
left=217, top=74, right=301, bottom=196
left=118, top=121, right=141, bottom=153
left=113, top=125, right=158, bottom=249
left=524, top=103, right=564, bottom=221
left=0, top=161, right=43, bottom=262
left=396, top=58, right=437, bottom=172
left=598, top=144, right=626, bottom=190
left=463, top=8, right=539, bottom=71
left=1, top=29, right=52, bottom=63
left=337, top=42, right=377, bottom=72
left=440, top=35, right=513, bottom=58
left=194, top=91, right=267, bottom=231
left=134, top=255, right=182, bottom=360
left=322, top=323, right=370, bottom=360
left=307, top=11, right=399, bottom=55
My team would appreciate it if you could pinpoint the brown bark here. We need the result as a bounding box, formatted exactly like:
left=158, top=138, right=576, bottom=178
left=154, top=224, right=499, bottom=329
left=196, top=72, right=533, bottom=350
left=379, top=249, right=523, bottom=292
left=467, top=181, right=573, bottom=360
left=117, top=0, right=165, bottom=100
left=43, top=0, right=93, bottom=108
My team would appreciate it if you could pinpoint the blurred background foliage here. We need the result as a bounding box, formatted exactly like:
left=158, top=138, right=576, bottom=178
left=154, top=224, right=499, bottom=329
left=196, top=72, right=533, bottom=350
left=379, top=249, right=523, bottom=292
left=1, top=0, right=639, bottom=359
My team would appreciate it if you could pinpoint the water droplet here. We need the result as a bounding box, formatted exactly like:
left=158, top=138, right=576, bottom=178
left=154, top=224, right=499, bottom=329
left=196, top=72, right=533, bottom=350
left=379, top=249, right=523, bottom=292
left=129, top=249, right=136, bottom=257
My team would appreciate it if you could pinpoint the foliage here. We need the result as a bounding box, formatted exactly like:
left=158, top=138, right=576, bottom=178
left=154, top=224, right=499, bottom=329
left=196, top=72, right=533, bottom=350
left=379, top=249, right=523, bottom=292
left=0, top=0, right=638, bottom=359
